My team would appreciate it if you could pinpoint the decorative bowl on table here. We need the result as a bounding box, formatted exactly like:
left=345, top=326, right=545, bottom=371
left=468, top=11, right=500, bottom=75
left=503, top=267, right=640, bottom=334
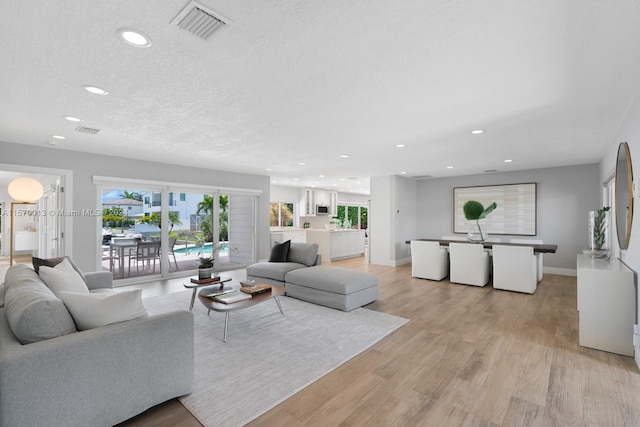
left=240, top=279, right=256, bottom=288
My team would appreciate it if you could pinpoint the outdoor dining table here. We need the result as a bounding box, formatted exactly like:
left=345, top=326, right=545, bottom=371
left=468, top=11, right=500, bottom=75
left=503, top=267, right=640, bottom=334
left=110, top=239, right=138, bottom=277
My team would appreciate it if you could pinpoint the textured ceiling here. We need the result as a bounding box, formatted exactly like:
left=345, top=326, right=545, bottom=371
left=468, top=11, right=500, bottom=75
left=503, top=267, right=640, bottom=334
left=1, top=1, right=640, bottom=194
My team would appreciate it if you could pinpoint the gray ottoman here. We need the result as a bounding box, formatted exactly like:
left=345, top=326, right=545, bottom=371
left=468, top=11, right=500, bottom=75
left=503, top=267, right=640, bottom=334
left=285, top=266, right=379, bottom=311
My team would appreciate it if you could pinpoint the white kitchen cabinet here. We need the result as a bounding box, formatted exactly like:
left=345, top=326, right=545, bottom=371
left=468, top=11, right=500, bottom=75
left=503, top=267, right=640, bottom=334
left=300, top=189, right=337, bottom=217
left=330, top=232, right=349, bottom=259
left=307, top=229, right=365, bottom=262
left=576, top=254, right=635, bottom=356
left=14, top=231, right=37, bottom=251
left=329, top=191, right=338, bottom=216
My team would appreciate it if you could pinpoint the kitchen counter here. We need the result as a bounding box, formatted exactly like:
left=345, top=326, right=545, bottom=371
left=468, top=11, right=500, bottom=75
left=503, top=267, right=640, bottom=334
left=306, top=229, right=365, bottom=261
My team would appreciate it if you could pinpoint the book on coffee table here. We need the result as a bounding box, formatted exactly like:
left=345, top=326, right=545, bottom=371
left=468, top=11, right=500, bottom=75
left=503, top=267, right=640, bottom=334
left=211, top=291, right=252, bottom=304
left=191, top=276, right=221, bottom=285
left=240, top=283, right=272, bottom=295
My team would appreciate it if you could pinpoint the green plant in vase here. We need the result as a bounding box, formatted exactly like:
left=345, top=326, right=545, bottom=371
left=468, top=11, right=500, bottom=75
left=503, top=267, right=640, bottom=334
left=463, top=200, right=497, bottom=242
left=197, top=256, right=214, bottom=280
left=592, top=206, right=611, bottom=253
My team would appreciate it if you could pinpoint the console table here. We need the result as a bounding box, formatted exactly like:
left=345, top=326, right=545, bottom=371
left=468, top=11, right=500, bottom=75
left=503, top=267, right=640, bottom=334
left=577, top=254, right=635, bottom=356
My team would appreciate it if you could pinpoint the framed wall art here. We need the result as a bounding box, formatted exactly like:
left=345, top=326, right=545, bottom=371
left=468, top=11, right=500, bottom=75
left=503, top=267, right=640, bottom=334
left=453, top=183, right=537, bottom=236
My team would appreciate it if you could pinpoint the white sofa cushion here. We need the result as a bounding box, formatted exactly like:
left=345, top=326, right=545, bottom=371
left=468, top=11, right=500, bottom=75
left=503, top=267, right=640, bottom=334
left=38, top=258, right=89, bottom=297
left=57, top=289, right=148, bottom=331
left=32, top=256, right=87, bottom=284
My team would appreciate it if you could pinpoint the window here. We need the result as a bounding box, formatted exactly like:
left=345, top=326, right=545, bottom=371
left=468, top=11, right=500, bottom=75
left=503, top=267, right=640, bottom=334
left=180, top=193, right=186, bottom=202
left=270, top=202, right=294, bottom=227
left=335, top=204, right=367, bottom=229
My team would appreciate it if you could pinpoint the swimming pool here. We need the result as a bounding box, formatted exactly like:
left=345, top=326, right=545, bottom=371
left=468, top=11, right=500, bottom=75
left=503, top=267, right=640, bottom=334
left=173, top=242, right=229, bottom=255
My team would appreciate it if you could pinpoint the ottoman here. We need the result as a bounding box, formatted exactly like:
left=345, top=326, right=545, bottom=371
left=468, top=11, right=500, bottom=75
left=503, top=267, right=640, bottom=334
left=284, top=266, right=379, bottom=311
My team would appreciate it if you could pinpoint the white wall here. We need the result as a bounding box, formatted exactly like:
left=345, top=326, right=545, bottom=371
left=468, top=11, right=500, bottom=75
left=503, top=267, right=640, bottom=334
left=370, top=175, right=417, bottom=266
left=599, top=93, right=640, bottom=361
left=416, top=165, right=600, bottom=271
left=0, top=140, right=271, bottom=272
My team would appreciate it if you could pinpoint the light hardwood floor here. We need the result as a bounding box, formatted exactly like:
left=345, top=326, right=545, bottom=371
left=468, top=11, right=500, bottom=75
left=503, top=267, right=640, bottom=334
left=120, top=257, right=640, bottom=426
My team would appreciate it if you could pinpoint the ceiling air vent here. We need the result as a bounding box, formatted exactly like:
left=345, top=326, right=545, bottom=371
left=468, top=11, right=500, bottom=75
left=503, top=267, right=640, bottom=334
left=412, top=175, right=433, bottom=179
left=171, top=1, right=229, bottom=41
left=75, top=126, right=101, bottom=135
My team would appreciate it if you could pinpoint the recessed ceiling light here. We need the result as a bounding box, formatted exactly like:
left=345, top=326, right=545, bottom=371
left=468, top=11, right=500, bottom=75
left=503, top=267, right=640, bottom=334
left=51, top=135, right=66, bottom=140
left=82, top=85, right=109, bottom=96
left=339, top=154, right=350, bottom=158
left=117, top=28, right=152, bottom=48
left=265, top=168, right=272, bottom=171
left=293, top=178, right=299, bottom=181
left=396, top=144, right=406, bottom=148
left=298, top=162, right=306, bottom=165
left=319, top=175, right=325, bottom=178
left=400, top=171, right=407, bottom=175
left=446, top=166, right=454, bottom=169
left=471, top=129, right=484, bottom=134
left=504, top=159, right=513, bottom=163
left=339, top=178, right=345, bottom=181
left=63, top=116, right=82, bottom=122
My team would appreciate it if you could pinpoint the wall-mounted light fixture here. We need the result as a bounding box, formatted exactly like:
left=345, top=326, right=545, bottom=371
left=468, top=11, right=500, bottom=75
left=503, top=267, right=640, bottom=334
left=8, top=177, right=44, bottom=266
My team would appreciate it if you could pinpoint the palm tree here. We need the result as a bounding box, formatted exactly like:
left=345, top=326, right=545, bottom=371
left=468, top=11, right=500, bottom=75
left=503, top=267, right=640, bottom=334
left=119, top=190, right=142, bottom=201
left=196, top=195, right=230, bottom=242
left=137, top=211, right=182, bottom=233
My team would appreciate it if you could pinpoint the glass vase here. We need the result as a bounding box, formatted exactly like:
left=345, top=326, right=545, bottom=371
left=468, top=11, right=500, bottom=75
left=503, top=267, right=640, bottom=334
left=587, top=210, right=610, bottom=258
left=466, top=221, right=489, bottom=243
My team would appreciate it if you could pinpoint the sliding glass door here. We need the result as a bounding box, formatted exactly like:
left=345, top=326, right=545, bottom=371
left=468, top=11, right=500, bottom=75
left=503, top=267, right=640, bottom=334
left=99, top=182, right=257, bottom=282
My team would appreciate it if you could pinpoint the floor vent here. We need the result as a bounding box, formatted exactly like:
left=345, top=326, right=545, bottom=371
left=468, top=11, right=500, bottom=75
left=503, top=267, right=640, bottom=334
left=75, top=126, right=101, bottom=135
left=171, top=1, right=229, bottom=41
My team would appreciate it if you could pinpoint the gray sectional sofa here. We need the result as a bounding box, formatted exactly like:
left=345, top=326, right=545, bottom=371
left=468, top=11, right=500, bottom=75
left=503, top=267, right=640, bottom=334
left=247, top=242, right=378, bottom=311
left=0, top=264, right=194, bottom=427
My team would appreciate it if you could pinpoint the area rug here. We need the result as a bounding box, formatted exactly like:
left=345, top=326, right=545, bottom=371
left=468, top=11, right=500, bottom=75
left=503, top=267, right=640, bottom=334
left=143, top=290, right=408, bottom=427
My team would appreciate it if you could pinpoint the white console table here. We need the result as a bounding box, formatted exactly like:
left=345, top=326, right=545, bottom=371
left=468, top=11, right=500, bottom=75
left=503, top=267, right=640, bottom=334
left=576, top=254, right=636, bottom=356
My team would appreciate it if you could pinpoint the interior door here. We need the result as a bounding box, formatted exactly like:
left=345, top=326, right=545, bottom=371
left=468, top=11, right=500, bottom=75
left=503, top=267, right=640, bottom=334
left=37, top=177, right=64, bottom=258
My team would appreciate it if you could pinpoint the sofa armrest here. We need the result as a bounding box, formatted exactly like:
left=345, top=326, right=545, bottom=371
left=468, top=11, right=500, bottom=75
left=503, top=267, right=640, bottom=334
left=84, top=271, right=113, bottom=290
left=0, top=309, right=194, bottom=427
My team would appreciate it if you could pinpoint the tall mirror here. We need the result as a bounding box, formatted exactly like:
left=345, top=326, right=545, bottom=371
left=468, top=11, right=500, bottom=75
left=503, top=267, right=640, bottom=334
left=615, top=142, right=634, bottom=249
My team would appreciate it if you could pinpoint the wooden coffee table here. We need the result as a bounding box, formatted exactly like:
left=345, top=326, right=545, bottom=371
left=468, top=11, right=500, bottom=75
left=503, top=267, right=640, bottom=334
left=184, top=276, right=232, bottom=311
left=197, top=284, right=285, bottom=342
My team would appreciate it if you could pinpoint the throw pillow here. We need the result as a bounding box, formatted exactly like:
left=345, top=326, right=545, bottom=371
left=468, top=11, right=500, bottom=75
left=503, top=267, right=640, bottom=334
left=269, top=240, right=291, bottom=262
left=32, top=256, right=87, bottom=284
left=38, top=258, right=90, bottom=297
left=288, top=242, right=319, bottom=266
left=57, top=289, right=148, bottom=331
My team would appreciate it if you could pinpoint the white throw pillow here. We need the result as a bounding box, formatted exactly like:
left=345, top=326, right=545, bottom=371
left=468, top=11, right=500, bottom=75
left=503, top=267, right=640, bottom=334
left=39, top=258, right=89, bottom=296
left=57, top=289, right=148, bottom=330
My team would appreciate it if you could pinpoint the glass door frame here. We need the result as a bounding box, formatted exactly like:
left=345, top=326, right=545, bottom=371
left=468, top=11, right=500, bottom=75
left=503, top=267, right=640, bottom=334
left=94, top=176, right=260, bottom=285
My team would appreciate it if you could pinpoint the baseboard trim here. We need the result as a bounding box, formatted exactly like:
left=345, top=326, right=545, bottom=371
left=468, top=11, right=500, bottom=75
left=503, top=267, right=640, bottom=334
left=394, top=257, right=411, bottom=267
left=544, top=267, right=576, bottom=277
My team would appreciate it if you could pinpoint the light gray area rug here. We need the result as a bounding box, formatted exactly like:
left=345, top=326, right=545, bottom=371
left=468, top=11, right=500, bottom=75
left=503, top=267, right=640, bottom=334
left=144, top=290, right=408, bottom=427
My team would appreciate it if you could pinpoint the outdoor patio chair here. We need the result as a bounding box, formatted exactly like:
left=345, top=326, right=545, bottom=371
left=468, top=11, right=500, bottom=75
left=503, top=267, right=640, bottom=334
left=168, top=237, right=178, bottom=270
left=128, top=241, right=161, bottom=276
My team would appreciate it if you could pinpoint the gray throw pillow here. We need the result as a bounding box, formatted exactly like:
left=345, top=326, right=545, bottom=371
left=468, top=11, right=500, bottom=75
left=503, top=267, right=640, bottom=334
left=288, top=242, right=319, bottom=266
left=269, top=240, right=290, bottom=262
